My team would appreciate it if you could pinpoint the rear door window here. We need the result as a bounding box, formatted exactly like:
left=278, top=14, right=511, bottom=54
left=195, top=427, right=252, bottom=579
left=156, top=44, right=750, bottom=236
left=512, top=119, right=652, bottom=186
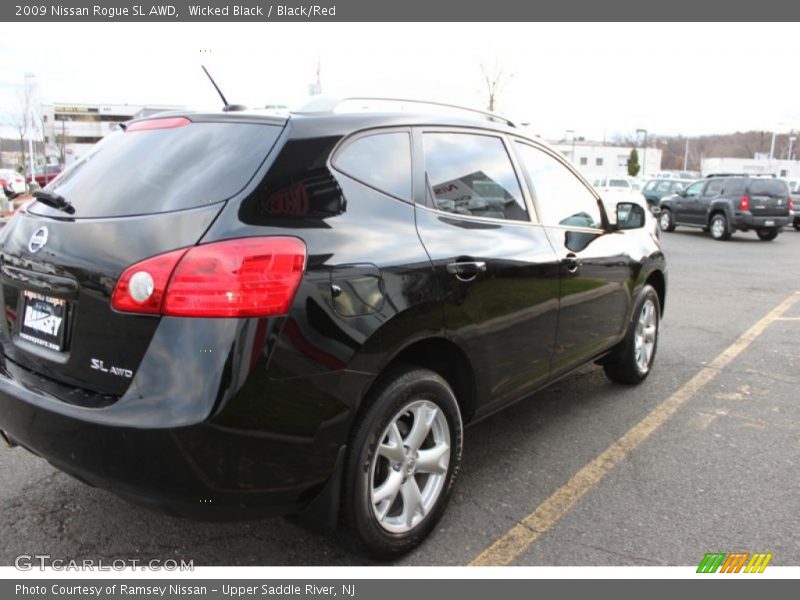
left=422, top=132, right=529, bottom=221
left=32, top=120, right=283, bottom=218
left=704, top=179, right=724, bottom=196
left=332, top=131, right=411, bottom=200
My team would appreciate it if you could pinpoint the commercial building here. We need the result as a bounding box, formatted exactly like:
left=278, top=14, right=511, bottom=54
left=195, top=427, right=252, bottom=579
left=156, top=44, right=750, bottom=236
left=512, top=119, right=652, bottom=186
left=700, top=157, right=800, bottom=179
left=550, top=140, right=662, bottom=178
left=42, top=102, right=183, bottom=166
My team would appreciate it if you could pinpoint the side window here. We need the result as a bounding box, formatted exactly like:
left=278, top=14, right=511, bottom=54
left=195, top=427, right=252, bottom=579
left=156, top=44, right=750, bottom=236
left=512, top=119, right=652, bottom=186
left=684, top=181, right=705, bottom=198
left=422, top=132, right=528, bottom=221
left=515, top=142, right=602, bottom=229
left=644, top=180, right=657, bottom=191
left=704, top=179, right=724, bottom=196
left=655, top=181, right=672, bottom=192
left=333, top=132, right=411, bottom=200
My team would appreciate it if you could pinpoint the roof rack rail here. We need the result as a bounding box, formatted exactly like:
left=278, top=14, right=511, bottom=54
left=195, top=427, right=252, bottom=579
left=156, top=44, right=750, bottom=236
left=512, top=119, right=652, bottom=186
left=293, top=96, right=516, bottom=127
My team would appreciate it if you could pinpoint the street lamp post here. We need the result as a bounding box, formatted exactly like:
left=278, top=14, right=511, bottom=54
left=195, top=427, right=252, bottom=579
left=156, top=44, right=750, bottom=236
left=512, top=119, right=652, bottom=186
left=566, top=129, right=576, bottom=164
left=24, top=73, right=36, bottom=188
left=636, top=128, right=648, bottom=177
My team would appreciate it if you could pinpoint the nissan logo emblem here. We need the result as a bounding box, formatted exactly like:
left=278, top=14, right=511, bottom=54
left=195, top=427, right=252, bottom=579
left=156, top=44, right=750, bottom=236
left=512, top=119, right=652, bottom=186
left=28, top=227, right=49, bottom=253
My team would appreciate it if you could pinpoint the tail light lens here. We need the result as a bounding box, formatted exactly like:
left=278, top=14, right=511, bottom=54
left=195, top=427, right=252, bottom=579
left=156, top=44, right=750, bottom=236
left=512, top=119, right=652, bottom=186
left=111, top=237, right=307, bottom=317
left=739, top=195, right=750, bottom=211
left=789, top=197, right=794, bottom=211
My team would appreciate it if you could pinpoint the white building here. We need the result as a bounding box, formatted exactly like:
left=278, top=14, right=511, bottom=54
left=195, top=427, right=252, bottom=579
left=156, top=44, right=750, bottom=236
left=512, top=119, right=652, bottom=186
left=550, top=141, right=662, bottom=179
left=700, top=157, right=800, bottom=179
left=42, top=102, right=183, bottom=166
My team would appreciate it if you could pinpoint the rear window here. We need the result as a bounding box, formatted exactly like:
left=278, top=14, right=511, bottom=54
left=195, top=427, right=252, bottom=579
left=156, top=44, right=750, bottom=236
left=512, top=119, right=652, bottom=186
left=748, top=179, right=789, bottom=197
left=608, top=179, right=630, bottom=188
left=33, top=121, right=282, bottom=218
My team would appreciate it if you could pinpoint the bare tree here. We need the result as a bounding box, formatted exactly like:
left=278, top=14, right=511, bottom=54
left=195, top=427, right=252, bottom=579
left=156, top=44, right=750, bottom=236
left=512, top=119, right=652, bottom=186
left=4, top=77, right=40, bottom=176
left=480, top=61, right=513, bottom=112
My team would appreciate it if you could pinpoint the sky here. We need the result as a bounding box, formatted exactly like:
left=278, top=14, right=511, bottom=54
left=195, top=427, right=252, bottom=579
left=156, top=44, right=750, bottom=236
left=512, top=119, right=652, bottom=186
left=1, top=22, right=799, bottom=141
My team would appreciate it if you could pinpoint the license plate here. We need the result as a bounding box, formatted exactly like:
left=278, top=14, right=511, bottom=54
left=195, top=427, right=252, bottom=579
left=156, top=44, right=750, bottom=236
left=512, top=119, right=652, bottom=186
left=19, top=290, right=68, bottom=352
left=765, top=220, right=775, bottom=226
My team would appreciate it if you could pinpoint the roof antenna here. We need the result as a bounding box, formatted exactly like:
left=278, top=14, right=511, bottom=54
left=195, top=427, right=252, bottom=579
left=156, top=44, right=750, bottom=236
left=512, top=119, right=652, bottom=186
left=201, top=65, right=246, bottom=112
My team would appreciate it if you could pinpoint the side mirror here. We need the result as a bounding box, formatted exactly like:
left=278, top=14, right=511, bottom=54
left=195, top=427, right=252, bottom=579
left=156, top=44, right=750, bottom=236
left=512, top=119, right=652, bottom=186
left=677, top=189, right=687, bottom=197
left=616, top=202, right=646, bottom=230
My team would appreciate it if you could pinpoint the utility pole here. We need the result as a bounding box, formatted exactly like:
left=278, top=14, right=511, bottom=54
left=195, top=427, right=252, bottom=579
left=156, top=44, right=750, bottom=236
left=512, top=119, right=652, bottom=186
left=684, top=138, right=689, bottom=171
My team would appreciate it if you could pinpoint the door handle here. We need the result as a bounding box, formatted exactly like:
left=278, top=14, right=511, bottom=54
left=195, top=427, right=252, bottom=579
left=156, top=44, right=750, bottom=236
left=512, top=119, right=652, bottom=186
left=446, top=261, right=486, bottom=282
left=564, top=253, right=581, bottom=273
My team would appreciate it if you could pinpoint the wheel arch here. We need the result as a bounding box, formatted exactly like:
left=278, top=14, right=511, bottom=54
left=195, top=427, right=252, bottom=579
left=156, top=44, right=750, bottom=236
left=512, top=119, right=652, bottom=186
left=359, top=336, right=477, bottom=426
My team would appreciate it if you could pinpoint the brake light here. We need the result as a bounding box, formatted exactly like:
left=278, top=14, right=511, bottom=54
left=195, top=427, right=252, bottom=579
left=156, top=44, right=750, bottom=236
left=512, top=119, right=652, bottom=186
left=0, top=179, right=7, bottom=186
left=789, top=197, right=794, bottom=211
left=111, top=237, right=306, bottom=317
left=739, top=195, right=750, bottom=211
left=126, top=117, right=191, bottom=132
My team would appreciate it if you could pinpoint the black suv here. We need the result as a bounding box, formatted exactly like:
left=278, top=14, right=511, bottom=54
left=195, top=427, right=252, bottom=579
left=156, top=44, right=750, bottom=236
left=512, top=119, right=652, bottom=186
left=658, top=176, right=790, bottom=240
left=0, top=99, right=666, bottom=558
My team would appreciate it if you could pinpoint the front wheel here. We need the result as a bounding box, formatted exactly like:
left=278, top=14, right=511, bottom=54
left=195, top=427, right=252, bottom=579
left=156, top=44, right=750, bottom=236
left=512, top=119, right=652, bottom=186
left=709, top=213, right=731, bottom=240
left=756, top=228, right=779, bottom=241
left=342, top=366, right=463, bottom=559
left=603, top=285, right=661, bottom=385
left=658, top=209, right=675, bottom=232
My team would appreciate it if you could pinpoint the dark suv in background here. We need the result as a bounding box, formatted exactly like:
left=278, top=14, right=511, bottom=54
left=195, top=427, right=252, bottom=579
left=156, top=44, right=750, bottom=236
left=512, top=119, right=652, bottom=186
left=658, top=175, right=791, bottom=240
left=0, top=98, right=667, bottom=558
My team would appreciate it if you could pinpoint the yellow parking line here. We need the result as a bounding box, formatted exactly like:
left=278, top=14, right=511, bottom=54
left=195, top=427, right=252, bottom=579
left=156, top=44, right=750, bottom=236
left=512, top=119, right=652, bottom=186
left=470, top=291, right=800, bottom=566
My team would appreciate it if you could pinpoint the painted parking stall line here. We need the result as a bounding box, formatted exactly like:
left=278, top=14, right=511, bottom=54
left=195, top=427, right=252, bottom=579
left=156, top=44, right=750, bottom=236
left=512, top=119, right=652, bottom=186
left=470, top=291, right=800, bottom=566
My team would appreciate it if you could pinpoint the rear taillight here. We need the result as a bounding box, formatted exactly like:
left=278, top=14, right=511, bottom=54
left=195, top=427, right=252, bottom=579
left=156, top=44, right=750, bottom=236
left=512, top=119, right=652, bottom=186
left=789, top=197, right=794, bottom=211
left=0, top=179, right=7, bottom=187
left=111, top=237, right=306, bottom=318
left=739, top=195, right=750, bottom=211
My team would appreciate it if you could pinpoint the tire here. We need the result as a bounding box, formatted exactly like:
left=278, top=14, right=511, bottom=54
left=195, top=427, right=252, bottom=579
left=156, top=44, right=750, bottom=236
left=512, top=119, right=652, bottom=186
left=709, top=213, right=731, bottom=240
left=658, top=209, right=675, bottom=232
left=603, top=285, right=660, bottom=385
left=794, top=223, right=800, bottom=232
left=756, top=228, right=779, bottom=241
left=341, top=365, right=463, bottom=559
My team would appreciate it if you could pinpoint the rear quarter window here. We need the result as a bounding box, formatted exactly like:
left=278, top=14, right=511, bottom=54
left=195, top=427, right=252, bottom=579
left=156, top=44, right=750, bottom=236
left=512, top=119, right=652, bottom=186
left=33, top=120, right=283, bottom=218
left=332, top=131, right=412, bottom=200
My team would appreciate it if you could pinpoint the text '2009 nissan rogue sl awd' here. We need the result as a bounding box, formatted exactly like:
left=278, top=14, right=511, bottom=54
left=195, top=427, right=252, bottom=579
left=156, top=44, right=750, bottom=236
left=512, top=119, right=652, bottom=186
left=0, top=98, right=666, bottom=559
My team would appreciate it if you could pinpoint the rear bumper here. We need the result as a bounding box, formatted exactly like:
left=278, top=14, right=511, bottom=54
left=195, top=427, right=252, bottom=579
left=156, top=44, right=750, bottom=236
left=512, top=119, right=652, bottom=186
left=732, top=213, right=789, bottom=230
left=0, top=358, right=367, bottom=520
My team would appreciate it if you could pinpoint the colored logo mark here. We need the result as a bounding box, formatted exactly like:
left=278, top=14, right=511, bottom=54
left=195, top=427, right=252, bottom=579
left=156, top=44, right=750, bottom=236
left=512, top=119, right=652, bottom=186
left=697, top=552, right=773, bottom=573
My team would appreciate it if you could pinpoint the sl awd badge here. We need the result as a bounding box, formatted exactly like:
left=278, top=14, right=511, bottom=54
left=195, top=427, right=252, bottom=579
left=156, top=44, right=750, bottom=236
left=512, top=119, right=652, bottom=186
left=28, top=227, right=49, bottom=253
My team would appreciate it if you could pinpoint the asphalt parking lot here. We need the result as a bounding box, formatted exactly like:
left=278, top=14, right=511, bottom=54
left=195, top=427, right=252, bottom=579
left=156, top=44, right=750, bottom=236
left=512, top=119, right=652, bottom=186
left=1, top=226, right=798, bottom=567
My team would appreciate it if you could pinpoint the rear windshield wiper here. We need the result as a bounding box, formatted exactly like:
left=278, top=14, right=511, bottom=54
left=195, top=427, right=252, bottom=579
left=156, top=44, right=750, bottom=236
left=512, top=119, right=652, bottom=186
left=33, top=190, right=74, bottom=214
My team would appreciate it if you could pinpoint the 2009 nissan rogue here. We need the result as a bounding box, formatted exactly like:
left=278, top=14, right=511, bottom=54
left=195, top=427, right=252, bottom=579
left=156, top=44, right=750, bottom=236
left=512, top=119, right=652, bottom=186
left=0, top=99, right=666, bottom=558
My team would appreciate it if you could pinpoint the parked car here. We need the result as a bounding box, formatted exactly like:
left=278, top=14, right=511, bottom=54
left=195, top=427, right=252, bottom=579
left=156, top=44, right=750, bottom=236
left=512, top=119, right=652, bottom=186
left=788, top=180, right=800, bottom=231
left=0, top=100, right=667, bottom=558
left=642, top=178, right=694, bottom=208
left=591, top=176, right=649, bottom=220
left=27, top=164, right=63, bottom=188
left=0, top=169, right=27, bottom=198
left=658, top=176, right=790, bottom=240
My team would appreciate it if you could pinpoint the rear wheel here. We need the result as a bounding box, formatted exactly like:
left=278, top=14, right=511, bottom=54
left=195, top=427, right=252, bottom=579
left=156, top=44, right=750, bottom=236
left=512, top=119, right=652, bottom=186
left=756, top=228, right=779, bottom=241
left=658, top=209, right=675, bottom=232
left=604, top=285, right=660, bottom=385
left=342, top=366, right=463, bottom=559
left=709, top=213, right=731, bottom=240
left=794, top=223, right=800, bottom=231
